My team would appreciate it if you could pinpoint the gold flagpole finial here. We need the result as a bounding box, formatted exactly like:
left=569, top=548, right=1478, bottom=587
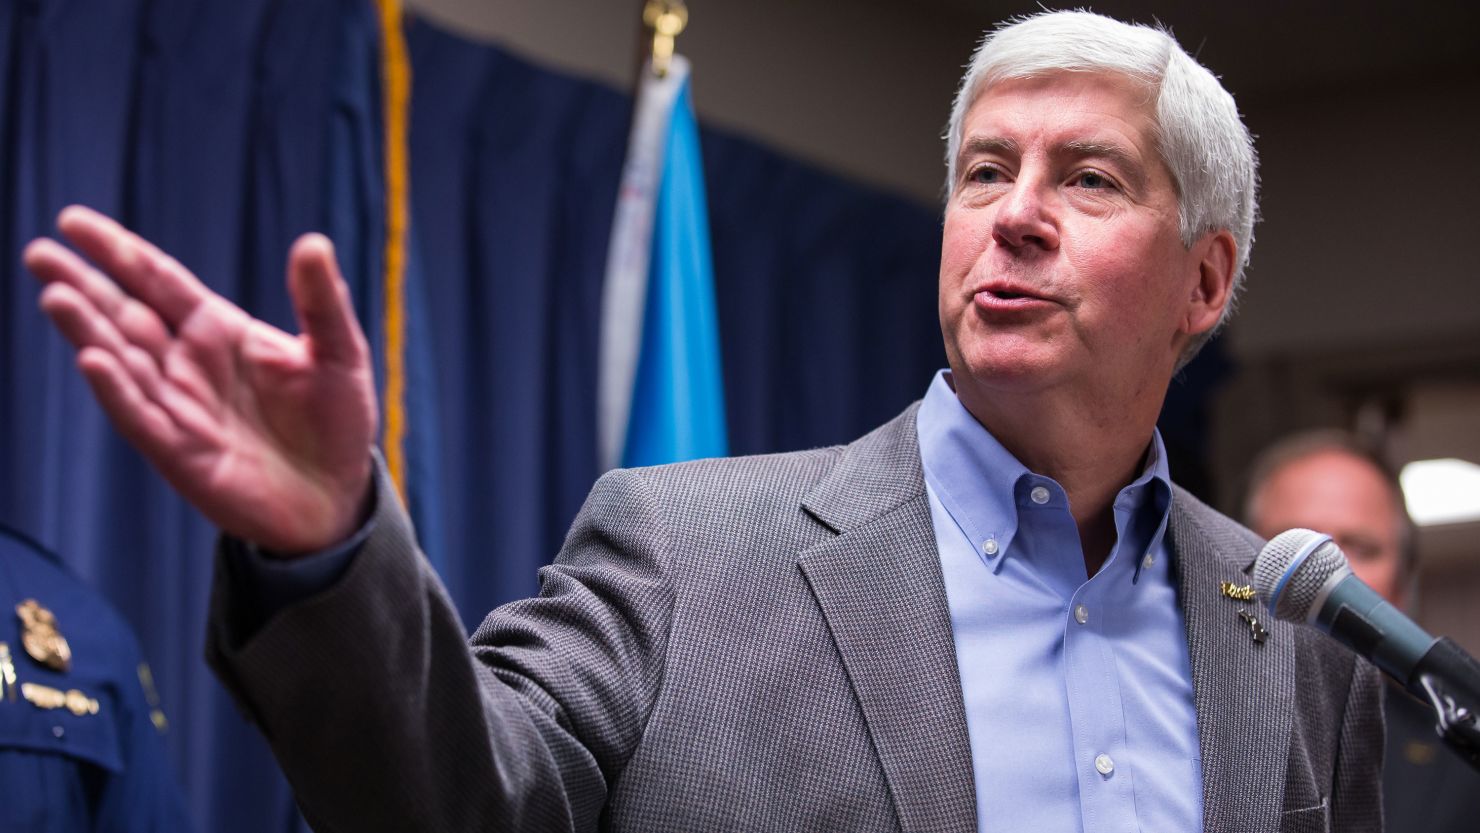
left=643, top=0, right=689, bottom=78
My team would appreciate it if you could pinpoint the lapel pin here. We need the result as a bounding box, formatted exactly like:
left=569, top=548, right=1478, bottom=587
left=1219, top=581, right=1255, bottom=602
left=1237, top=608, right=1269, bottom=644
left=16, top=599, right=71, bottom=672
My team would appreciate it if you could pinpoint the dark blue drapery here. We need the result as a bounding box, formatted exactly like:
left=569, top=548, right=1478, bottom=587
left=2, top=2, right=385, bottom=831
left=1, top=5, right=1223, bottom=832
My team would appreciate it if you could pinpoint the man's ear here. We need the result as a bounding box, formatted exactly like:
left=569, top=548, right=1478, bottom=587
left=1182, top=229, right=1237, bottom=337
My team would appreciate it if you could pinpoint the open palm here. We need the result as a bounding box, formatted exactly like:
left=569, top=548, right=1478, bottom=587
left=25, top=206, right=378, bottom=554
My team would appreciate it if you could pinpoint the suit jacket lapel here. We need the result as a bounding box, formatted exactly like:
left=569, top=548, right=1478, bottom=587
left=796, top=407, right=1300, bottom=833
left=797, top=406, right=977, bottom=833
left=1170, top=489, right=1295, bottom=833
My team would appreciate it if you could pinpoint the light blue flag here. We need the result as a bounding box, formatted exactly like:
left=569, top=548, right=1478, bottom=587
left=600, top=56, right=727, bottom=469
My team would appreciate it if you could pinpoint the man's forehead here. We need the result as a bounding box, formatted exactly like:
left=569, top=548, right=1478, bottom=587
left=976, top=67, right=1156, bottom=101
left=1265, top=451, right=1406, bottom=517
left=1278, top=448, right=1388, bottom=482
left=963, top=73, right=1156, bottom=128
left=957, top=77, right=1160, bottom=166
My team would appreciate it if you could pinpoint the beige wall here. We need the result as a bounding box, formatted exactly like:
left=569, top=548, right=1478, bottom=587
left=1231, top=80, right=1480, bottom=357
left=406, top=0, right=977, bottom=204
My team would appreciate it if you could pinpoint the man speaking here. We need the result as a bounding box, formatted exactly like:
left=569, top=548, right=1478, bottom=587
left=24, top=10, right=1380, bottom=833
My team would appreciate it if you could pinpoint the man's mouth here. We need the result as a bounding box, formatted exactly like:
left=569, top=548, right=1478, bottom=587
left=973, top=284, right=1056, bottom=313
left=978, top=285, right=1048, bottom=300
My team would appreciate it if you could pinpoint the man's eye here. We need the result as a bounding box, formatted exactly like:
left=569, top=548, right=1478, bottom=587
left=1340, top=539, right=1383, bottom=563
left=969, top=166, right=1004, bottom=184
left=1074, top=171, right=1114, bottom=189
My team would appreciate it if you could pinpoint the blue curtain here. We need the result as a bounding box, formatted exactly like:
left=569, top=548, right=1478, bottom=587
left=1, top=1, right=384, bottom=831
left=0, top=6, right=1225, bottom=832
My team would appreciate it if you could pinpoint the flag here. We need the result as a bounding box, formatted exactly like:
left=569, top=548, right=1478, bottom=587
left=599, top=54, right=727, bottom=470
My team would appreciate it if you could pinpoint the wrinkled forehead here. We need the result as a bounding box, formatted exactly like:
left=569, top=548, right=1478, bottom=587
left=970, top=67, right=1160, bottom=114
left=956, top=69, right=1166, bottom=156
left=956, top=72, right=1169, bottom=174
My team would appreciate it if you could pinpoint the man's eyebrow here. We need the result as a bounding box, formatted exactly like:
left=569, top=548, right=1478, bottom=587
left=958, top=137, right=1151, bottom=191
left=959, top=136, right=1020, bottom=161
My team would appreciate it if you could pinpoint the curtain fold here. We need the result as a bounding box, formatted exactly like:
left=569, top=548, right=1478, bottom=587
left=1, top=2, right=384, bottom=831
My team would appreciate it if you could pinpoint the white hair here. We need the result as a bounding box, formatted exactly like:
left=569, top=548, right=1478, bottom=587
left=944, top=11, right=1259, bottom=357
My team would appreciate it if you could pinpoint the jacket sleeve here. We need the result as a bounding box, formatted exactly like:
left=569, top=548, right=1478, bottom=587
left=205, top=459, right=676, bottom=833
left=1330, top=657, right=1384, bottom=832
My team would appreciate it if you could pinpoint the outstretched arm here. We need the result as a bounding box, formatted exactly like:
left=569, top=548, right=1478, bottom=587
left=28, top=208, right=670, bottom=829
left=25, top=206, right=377, bottom=553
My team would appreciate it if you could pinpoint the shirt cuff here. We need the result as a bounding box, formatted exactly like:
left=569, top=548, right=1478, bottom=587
left=226, top=477, right=379, bottom=618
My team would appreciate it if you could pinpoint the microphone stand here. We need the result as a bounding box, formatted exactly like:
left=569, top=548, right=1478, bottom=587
left=1414, top=638, right=1480, bottom=773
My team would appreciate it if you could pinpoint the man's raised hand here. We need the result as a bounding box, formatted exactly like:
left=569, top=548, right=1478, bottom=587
left=24, top=206, right=379, bottom=554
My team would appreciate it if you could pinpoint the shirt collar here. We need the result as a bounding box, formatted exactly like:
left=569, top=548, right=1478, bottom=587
left=917, top=369, right=1173, bottom=579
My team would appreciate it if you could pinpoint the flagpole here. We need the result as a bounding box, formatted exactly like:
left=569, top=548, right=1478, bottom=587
left=642, top=0, right=689, bottom=78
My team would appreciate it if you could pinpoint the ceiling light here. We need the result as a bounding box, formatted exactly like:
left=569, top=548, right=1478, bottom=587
left=1400, top=458, right=1480, bottom=526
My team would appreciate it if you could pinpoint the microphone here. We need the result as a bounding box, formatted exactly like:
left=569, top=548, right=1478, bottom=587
left=1253, top=529, right=1440, bottom=692
left=1253, top=528, right=1480, bottom=765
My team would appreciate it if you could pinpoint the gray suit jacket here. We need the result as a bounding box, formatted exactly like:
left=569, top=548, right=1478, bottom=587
left=208, top=404, right=1382, bottom=832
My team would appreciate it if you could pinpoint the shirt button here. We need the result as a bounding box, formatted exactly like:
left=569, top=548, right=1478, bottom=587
left=1073, top=604, right=1089, bottom=625
left=1143, top=552, right=1155, bottom=569
left=1095, top=754, right=1115, bottom=776
left=1029, top=486, right=1050, bottom=505
left=983, top=539, right=999, bottom=556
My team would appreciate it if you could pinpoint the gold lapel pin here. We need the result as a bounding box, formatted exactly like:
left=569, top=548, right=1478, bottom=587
left=1219, top=581, right=1255, bottom=602
left=16, top=599, right=71, bottom=672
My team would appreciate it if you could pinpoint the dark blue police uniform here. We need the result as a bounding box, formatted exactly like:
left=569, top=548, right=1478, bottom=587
left=1384, top=680, right=1480, bottom=833
left=0, top=524, right=193, bottom=832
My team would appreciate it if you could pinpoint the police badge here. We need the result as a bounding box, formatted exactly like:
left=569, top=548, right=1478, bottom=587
left=16, top=599, right=71, bottom=672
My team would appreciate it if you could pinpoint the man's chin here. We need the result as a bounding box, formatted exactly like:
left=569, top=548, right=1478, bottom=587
left=949, top=351, right=1066, bottom=393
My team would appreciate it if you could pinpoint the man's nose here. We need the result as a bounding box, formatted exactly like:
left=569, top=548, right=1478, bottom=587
left=991, top=180, right=1060, bottom=251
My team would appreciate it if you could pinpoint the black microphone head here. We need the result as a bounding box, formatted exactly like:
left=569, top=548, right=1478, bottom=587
left=1252, top=528, right=1350, bottom=622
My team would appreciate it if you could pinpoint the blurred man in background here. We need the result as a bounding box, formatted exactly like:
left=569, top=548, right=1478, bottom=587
left=1247, top=430, right=1480, bottom=833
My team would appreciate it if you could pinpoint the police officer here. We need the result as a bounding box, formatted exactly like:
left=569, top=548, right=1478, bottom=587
left=0, top=523, right=193, bottom=832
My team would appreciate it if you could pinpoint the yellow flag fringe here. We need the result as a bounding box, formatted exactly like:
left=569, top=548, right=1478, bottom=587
left=375, top=0, right=411, bottom=500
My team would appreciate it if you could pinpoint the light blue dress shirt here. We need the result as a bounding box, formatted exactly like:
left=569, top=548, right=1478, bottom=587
left=917, top=371, right=1201, bottom=833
